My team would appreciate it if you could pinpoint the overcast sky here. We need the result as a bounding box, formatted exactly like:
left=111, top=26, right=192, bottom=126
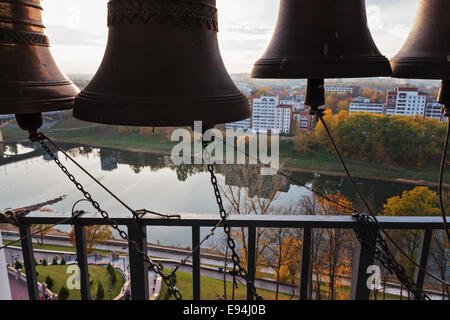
left=40, top=0, right=420, bottom=75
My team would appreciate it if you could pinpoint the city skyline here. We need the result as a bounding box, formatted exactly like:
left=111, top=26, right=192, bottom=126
left=41, top=0, right=420, bottom=74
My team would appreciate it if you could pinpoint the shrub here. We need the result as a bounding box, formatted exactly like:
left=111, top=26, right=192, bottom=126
left=45, top=276, right=54, bottom=290
left=58, top=286, right=70, bottom=300
left=14, top=261, right=23, bottom=270
left=51, top=257, right=58, bottom=265
left=42, top=259, right=48, bottom=266
left=60, top=257, right=66, bottom=265
left=96, top=282, right=105, bottom=301
left=110, top=269, right=117, bottom=285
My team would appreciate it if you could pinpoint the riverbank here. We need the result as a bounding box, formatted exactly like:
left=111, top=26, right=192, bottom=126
left=1, top=124, right=449, bottom=186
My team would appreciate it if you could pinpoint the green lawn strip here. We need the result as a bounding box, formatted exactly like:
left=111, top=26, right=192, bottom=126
left=2, top=240, right=111, bottom=255
left=35, top=264, right=125, bottom=300
left=159, top=271, right=295, bottom=300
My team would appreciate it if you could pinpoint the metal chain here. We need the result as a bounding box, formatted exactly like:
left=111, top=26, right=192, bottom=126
left=309, top=109, right=438, bottom=298
left=353, top=213, right=430, bottom=300
left=34, top=133, right=183, bottom=300
left=203, top=140, right=263, bottom=300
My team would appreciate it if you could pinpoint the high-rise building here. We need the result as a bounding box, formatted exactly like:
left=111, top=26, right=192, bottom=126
left=386, top=88, right=427, bottom=117
left=425, top=99, right=445, bottom=122
left=252, top=96, right=279, bottom=132
left=294, top=110, right=315, bottom=131
left=349, top=97, right=385, bottom=115
left=275, top=105, right=293, bottom=134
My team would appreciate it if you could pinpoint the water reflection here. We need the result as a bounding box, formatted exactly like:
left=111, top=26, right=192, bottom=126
left=0, top=142, right=423, bottom=246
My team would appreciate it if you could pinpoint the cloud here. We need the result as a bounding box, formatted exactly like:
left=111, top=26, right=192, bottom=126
left=222, top=23, right=272, bottom=36
left=46, top=25, right=106, bottom=46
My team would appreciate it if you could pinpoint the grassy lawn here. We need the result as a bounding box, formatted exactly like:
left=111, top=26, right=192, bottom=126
left=2, top=240, right=112, bottom=255
left=279, top=140, right=450, bottom=183
left=159, top=271, right=295, bottom=300
left=35, top=264, right=125, bottom=300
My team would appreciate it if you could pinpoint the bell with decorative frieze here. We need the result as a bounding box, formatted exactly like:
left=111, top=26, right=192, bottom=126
left=74, top=0, right=250, bottom=127
left=0, top=0, right=79, bottom=131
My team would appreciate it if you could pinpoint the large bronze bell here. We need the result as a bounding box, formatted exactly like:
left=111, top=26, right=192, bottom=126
left=391, top=0, right=450, bottom=80
left=0, top=0, right=79, bottom=131
left=251, top=0, right=391, bottom=79
left=74, top=0, right=250, bottom=127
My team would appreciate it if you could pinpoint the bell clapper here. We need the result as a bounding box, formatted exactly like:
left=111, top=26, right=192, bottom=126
left=14, top=113, right=43, bottom=134
left=305, top=79, right=326, bottom=119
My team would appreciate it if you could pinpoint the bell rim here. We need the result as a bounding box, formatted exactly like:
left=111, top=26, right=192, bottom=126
left=73, top=91, right=251, bottom=127
left=0, top=97, right=75, bottom=115
left=390, top=57, right=450, bottom=80
left=251, top=56, right=392, bottom=79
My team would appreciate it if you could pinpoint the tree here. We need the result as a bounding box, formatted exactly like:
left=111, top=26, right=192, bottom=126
left=31, top=224, right=53, bottom=246
left=58, top=286, right=70, bottom=300
left=262, top=232, right=301, bottom=300
left=361, top=87, right=376, bottom=100
left=60, top=257, right=66, bottom=265
left=297, top=194, right=323, bottom=299
left=314, top=109, right=348, bottom=153
left=42, top=259, right=48, bottom=266
left=96, top=282, right=105, bottom=300
left=69, top=225, right=113, bottom=254
left=293, top=131, right=316, bottom=154
left=52, top=257, right=58, bottom=265
left=383, top=187, right=448, bottom=290
left=45, top=276, right=54, bottom=290
left=316, top=193, right=354, bottom=300
left=220, top=165, right=289, bottom=273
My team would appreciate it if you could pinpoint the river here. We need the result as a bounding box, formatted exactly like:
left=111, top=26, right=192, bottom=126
left=0, top=141, right=425, bottom=248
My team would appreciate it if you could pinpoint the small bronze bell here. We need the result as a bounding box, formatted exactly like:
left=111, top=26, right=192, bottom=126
left=391, top=0, right=450, bottom=80
left=251, top=0, right=391, bottom=79
left=0, top=0, right=79, bottom=131
left=74, top=0, right=250, bottom=127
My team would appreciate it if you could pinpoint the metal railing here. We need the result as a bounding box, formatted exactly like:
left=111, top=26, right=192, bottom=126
left=1, top=214, right=446, bottom=300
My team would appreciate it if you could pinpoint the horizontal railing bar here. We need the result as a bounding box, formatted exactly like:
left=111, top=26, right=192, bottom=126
left=7, top=215, right=446, bottom=230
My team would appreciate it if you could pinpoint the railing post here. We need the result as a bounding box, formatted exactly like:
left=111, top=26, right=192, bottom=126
left=128, top=223, right=149, bottom=300
left=74, top=224, right=91, bottom=300
left=413, top=229, right=432, bottom=300
left=19, top=226, right=39, bottom=300
left=192, top=225, right=201, bottom=300
left=247, top=225, right=256, bottom=300
left=300, top=227, right=312, bottom=300
left=350, top=235, right=375, bottom=300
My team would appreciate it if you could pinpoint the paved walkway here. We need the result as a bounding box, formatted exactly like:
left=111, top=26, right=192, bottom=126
left=8, top=274, right=28, bottom=300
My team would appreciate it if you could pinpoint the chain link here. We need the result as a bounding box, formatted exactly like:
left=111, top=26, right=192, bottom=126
left=34, top=134, right=182, bottom=300
left=352, top=213, right=430, bottom=300
left=203, top=141, right=263, bottom=300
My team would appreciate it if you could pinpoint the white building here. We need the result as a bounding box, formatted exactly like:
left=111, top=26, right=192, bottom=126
left=275, top=105, right=293, bottom=134
left=325, top=86, right=352, bottom=95
left=225, top=118, right=252, bottom=130
left=252, top=96, right=279, bottom=132
left=386, top=88, right=427, bottom=117
left=280, top=95, right=304, bottom=111
left=349, top=97, right=385, bottom=115
left=425, top=101, right=445, bottom=122
left=325, top=86, right=361, bottom=96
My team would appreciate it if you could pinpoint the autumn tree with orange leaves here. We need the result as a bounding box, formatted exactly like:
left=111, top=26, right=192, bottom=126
left=69, top=225, right=113, bottom=254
